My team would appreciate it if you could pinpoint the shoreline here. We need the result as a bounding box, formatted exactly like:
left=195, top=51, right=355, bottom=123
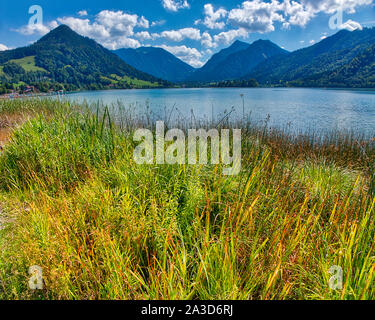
left=1, top=86, right=375, bottom=100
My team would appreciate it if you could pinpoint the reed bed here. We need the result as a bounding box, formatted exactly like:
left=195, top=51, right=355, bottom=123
left=0, top=98, right=374, bottom=300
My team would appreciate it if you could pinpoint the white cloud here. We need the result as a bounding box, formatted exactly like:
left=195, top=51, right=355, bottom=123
left=49, top=20, right=59, bottom=29
left=228, top=0, right=285, bottom=33
left=282, top=0, right=314, bottom=27
left=139, top=16, right=150, bottom=29
left=309, top=39, right=316, bottom=44
left=151, top=20, right=166, bottom=27
left=159, top=27, right=201, bottom=42
left=201, top=31, right=217, bottom=48
left=95, top=10, right=140, bottom=36
left=225, top=0, right=372, bottom=34
left=15, top=23, right=51, bottom=36
left=57, top=17, right=110, bottom=39
left=301, top=0, right=373, bottom=14
left=0, top=44, right=9, bottom=51
left=78, top=10, right=88, bottom=17
left=213, top=28, right=249, bottom=45
left=162, top=0, right=190, bottom=12
left=101, top=38, right=141, bottom=50
left=339, top=19, right=363, bottom=31
left=201, top=4, right=228, bottom=30
left=158, top=44, right=203, bottom=67
left=135, top=31, right=152, bottom=40
left=56, top=10, right=149, bottom=49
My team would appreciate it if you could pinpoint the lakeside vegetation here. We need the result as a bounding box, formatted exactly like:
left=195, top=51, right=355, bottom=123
left=0, top=99, right=375, bottom=300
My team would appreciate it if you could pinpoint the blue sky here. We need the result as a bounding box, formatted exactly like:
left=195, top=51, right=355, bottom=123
left=0, top=0, right=374, bottom=67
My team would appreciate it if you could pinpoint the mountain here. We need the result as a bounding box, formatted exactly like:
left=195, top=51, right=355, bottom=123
left=187, top=39, right=287, bottom=82
left=306, top=42, right=375, bottom=87
left=0, top=25, right=168, bottom=93
left=246, top=28, right=375, bottom=87
left=113, top=47, right=195, bottom=82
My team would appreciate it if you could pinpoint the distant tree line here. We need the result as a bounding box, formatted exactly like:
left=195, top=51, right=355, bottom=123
left=210, top=79, right=259, bottom=88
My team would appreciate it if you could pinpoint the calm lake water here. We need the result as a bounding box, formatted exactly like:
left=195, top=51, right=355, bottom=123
left=67, top=87, right=375, bottom=135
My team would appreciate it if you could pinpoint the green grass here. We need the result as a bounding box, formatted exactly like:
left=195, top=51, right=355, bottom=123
left=8, top=56, right=47, bottom=73
left=109, top=74, right=160, bottom=88
left=0, top=99, right=375, bottom=300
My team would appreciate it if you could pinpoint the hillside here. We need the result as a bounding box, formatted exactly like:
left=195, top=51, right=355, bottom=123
left=307, top=42, right=375, bottom=87
left=0, top=25, right=168, bottom=93
left=187, top=39, right=287, bottom=82
left=246, top=28, right=375, bottom=87
left=113, top=47, right=195, bottom=82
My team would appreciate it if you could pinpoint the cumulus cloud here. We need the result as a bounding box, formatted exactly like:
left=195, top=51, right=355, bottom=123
left=162, top=0, right=190, bottom=12
left=151, top=20, right=166, bottom=27
left=0, top=44, right=9, bottom=51
left=57, top=17, right=109, bottom=38
left=55, top=10, right=150, bottom=49
left=101, top=38, right=141, bottom=50
left=135, top=31, right=152, bottom=40
left=201, top=31, right=217, bottom=48
left=228, top=1, right=285, bottom=33
left=282, top=0, right=314, bottom=28
left=225, top=0, right=371, bottom=34
left=201, top=4, right=228, bottom=30
left=78, top=10, right=88, bottom=17
left=159, top=28, right=201, bottom=42
left=301, top=0, right=373, bottom=14
left=213, top=28, right=249, bottom=45
left=95, top=10, right=141, bottom=36
left=158, top=44, right=203, bottom=67
left=138, top=16, right=150, bottom=29
left=15, top=23, right=52, bottom=36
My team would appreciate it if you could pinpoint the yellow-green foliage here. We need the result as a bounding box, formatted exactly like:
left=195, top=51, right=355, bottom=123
left=0, top=99, right=375, bottom=300
left=109, top=74, right=160, bottom=88
left=9, top=56, right=47, bottom=73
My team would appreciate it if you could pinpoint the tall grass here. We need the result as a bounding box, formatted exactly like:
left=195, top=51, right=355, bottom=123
left=0, top=98, right=374, bottom=300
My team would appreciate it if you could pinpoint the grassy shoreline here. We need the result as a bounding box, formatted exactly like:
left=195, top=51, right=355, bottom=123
left=0, top=99, right=375, bottom=300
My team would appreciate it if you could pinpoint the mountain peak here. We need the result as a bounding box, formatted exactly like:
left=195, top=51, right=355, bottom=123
left=253, top=39, right=271, bottom=44
left=53, top=24, right=74, bottom=32
left=187, top=37, right=287, bottom=82
left=44, top=24, right=76, bottom=37
left=113, top=46, right=195, bottom=82
left=37, top=24, right=85, bottom=45
left=250, top=39, right=288, bottom=53
left=229, top=40, right=249, bottom=50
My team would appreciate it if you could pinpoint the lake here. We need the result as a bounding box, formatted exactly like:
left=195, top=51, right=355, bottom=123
left=67, top=87, right=375, bottom=135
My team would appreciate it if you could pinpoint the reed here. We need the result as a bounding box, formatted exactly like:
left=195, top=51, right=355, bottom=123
left=0, top=98, right=374, bottom=300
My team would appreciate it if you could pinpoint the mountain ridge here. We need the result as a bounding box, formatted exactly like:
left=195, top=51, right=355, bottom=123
left=186, top=39, right=288, bottom=82
left=113, top=46, right=195, bottom=82
left=1, top=25, right=375, bottom=92
left=245, top=28, right=375, bottom=87
left=0, top=25, right=168, bottom=93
